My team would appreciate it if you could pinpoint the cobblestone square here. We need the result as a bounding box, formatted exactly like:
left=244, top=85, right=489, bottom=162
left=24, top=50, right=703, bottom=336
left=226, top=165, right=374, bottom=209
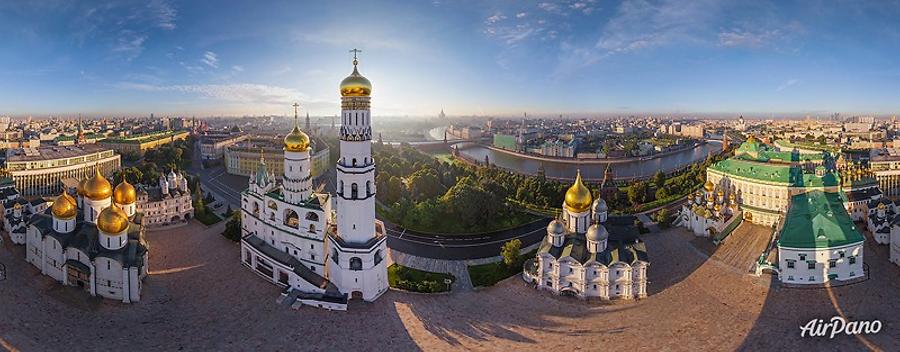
left=1, top=223, right=898, bottom=351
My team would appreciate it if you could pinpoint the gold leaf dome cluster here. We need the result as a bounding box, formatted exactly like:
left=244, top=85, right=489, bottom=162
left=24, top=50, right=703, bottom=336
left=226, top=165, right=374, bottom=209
left=83, top=169, right=112, bottom=201
left=113, top=177, right=136, bottom=205
left=51, top=191, right=78, bottom=219
left=283, top=124, right=311, bottom=152
left=340, top=59, right=371, bottom=97
left=704, top=180, right=715, bottom=192
left=564, top=171, right=593, bottom=213
left=97, top=204, right=129, bottom=234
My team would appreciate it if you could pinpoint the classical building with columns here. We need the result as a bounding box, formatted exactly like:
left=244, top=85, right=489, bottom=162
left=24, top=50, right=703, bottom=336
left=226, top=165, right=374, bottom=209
left=869, top=147, right=900, bottom=198
left=24, top=170, right=148, bottom=303
left=239, top=54, right=388, bottom=310
left=696, top=136, right=880, bottom=229
left=523, top=172, right=649, bottom=301
left=4, top=144, right=120, bottom=197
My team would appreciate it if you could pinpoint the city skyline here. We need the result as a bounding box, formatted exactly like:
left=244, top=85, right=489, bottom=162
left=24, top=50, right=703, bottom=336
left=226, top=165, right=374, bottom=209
left=2, top=0, right=900, bottom=117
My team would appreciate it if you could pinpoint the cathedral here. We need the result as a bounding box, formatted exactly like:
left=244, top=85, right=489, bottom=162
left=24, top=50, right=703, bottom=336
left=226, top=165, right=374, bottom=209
left=239, top=53, right=388, bottom=310
left=24, top=170, right=149, bottom=303
left=523, top=171, right=650, bottom=300
left=673, top=179, right=741, bottom=238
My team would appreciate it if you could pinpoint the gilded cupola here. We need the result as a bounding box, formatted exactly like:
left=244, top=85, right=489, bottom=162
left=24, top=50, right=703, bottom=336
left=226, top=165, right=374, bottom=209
left=51, top=191, right=78, bottom=219
left=113, top=177, right=136, bottom=205
left=97, top=204, right=129, bottom=234
left=340, top=52, right=372, bottom=97
left=564, top=170, right=593, bottom=213
left=83, top=169, right=112, bottom=201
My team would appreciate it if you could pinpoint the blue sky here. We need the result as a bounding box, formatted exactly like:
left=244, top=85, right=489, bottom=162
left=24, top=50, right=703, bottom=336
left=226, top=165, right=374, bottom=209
left=2, top=0, right=900, bottom=118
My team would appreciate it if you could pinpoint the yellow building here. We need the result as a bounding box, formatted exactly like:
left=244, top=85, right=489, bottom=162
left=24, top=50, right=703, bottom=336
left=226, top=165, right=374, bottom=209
left=225, top=135, right=330, bottom=180
left=98, top=130, right=190, bottom=157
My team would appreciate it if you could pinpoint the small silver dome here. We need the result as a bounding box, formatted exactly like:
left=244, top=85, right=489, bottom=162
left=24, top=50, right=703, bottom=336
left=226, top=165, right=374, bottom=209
left=547, top=220, right=565, bottom=235
left=585, top=224, right=608, bottom=242
left=592, top=197, right=608, bottom=212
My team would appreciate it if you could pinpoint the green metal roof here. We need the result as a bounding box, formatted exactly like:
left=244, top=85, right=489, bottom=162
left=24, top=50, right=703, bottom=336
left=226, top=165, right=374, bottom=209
left=777, top=191, right=864, bottom=249
left=709, top=158, right=838, bottom=187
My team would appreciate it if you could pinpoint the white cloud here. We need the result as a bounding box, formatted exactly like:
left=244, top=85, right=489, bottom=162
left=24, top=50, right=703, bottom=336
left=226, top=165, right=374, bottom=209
left=718, top=29, right=782, bottom=48
left=115, top=82, right=320, bottom=106
left=232, top=65, right=244, bottom=72
left=202, top=51, right=219, bottom=68
left=111, top=30, right=147, bottom=61
left=516, top=12, right=527, bottom=18
left=776, top=79, right=799, bottom=92
left=486, top=13, right=507, bottom=24
left=147, top=0, right=177, bottom=30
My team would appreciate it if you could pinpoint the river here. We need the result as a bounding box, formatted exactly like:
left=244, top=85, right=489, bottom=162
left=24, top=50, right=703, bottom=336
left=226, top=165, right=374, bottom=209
left=428, top=126, right=720, bottom=181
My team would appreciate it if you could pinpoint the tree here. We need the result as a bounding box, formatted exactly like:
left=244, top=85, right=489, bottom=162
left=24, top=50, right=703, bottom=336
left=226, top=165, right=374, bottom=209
left=204, top=192, right=215, bottom=204
left=223, top=205, right=233, bottom=218
left=655, top=186, right=670, bottom=201
left=652, top=171, right=666, bottom=187
left=222, top=211, right=242, bottom=242
left=501, top=239, right=522, bottom=269
left=655, top=208, right=671, bottom=228
left=113, top=167, right=143, bottom=184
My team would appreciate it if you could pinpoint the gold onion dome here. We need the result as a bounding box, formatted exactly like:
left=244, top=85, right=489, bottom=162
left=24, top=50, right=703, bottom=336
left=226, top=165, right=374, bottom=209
left=283, top=124, right=310, bottom=152
left=704, top=180, right=715, bottom=192
left=97, top=205, right=129, bottom=234
left=83, top=169, right=112, bottom=201
left=77, top=178, right=86, bottom=196
left=113, top=178, right=136, bottom=205
left=51, top=191, right=78, bottom=219
left=746, top=135, right=758, bottom=144
left=340, top=58, right=372, bottom=97
left=564, top=171, right=593, bottom=213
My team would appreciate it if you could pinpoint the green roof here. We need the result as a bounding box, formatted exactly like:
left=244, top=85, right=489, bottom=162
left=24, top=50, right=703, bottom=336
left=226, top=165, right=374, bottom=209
left=709, top=158, right=838, bottom=187
left=777, top=191, right=864, bottom=249
left=735, top=139, right=825, bottom=163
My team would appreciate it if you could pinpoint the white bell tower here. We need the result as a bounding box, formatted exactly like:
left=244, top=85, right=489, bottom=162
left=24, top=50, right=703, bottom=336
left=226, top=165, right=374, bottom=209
left=328, top=49, right=388, bottom=302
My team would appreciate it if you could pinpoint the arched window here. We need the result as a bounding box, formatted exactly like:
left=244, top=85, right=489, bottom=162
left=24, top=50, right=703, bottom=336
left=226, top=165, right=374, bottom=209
left=350, top=257, right=362, bottom=271
left=366, top=181, right=371, bottom=196
left=332, top=248, right=339, bottom=263
left=309, top=224, right=316, bottom=233
left=352, top=158, right=357, bottom=166
left=253, top=202, right=260, bottom=216
left=339, top=180, right=344, bottom=195
left=351, top=183, right=358, bottom=199
left=283, top=209, right=299, bottom=228
left=305, top=212, right=319, bottom=221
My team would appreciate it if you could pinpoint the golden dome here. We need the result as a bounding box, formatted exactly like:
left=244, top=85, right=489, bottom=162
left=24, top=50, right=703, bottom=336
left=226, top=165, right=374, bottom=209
left=113, top=177, right=136, bottom=205
left=97, top=204, right=129, bottom=234
left=564, top=170, right=592, bottom=213
left=83, top=169, right=112, bottom=201
left=340, top=59, right=372, bottom=97
left=77, top=178, right=86, bottom=196
left=51, top=191, right=77, bottom=219
left=714, top=204, right=722, bottom=212
left=717, top=189, right=724, bottom=196
left=746, top=135, right=758, bottom=144
left=704, top=180, right=715, bottom=192
left=283, top=124, right=311, bottom=152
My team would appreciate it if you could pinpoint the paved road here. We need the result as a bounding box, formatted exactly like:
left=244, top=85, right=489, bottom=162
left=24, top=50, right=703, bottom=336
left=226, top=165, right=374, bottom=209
left=384, top=218, right=552, bottom=260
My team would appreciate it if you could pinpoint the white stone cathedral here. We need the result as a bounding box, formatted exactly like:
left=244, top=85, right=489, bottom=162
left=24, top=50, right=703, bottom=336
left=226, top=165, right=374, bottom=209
left=240, top=53, right=388, bottom=310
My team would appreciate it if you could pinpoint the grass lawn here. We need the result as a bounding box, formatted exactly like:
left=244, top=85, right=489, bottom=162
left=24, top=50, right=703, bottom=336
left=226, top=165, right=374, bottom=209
left=195, top=206, right=223, bottom=225
left=468, top=249, right=537, bottom=287
left=388, top=264, right=456, bottom=293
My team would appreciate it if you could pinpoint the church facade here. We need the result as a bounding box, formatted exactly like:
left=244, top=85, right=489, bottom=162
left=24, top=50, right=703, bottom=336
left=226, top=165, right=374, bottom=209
left=239, top=54, right=388, bottom=310
left=523, top=172, right=649, bottom=301
left=24, top=170, right=149, bottom=303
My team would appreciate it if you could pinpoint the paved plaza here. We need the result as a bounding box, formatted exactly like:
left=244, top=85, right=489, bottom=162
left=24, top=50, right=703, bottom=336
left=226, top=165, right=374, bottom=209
left=1, top=222, right=898, bottom=351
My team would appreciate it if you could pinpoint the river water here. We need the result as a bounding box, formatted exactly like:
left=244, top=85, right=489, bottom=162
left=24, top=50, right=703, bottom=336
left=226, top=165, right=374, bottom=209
left=428, top=127, right=720, bottom=181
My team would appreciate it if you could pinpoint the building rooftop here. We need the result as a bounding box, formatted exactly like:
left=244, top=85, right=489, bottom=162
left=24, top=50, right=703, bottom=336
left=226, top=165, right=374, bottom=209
left=5, top=144, right=113, bottom=162
left=709, top=158, right=838, bottom=187
left=778, top=191, right=864, bottom=249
